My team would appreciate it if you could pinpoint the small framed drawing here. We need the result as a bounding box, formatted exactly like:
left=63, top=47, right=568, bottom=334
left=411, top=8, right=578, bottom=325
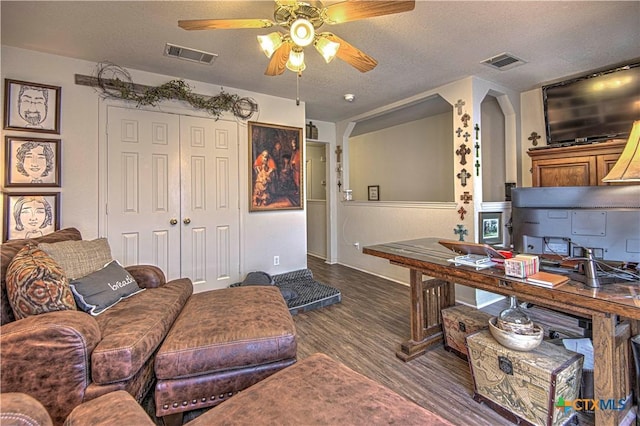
left=4, top=136, right=61, bottom=187
left=479, top=212, right=502, bottom=245
left=248, top=121, right=304, bottom=212
left=368, top=185, right=380, bottom=201
left=4, top=79, right=61, bottom=134
left=3, top=192, right=60, bottom=241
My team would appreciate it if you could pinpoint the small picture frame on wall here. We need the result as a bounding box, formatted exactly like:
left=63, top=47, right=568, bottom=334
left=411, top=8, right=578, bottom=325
left=4, top=136, right=61, bottom=187
left=368, top=185, right=380, bottom=201
left=4, top=79, right=61, bottom=134
left=479, top=212, right=502, bottom=246
left=3, top=192, right=60, bottom=241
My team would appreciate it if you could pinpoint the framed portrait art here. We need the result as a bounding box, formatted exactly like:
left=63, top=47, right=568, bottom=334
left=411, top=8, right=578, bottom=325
left=479, top=212, right=502, bottom=246
left=3, top=192, right=60, bottom=241
left=248, top=121, right=303, bottom=212
left=4, top=136, right=61, bottom=187
left=4, top=79, right=61, bottom=134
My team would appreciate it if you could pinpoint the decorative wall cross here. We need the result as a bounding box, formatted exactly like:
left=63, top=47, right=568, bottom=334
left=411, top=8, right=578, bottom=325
left=460, top=191, right=472, bottom=204
left=457, top=206, right=467, bottom=220
left=455, top=99, right=466, bottom=115
left=454, top=224, right=468, bottom=241
left=474, top=123, right=480, bottom=140
left=474, top=141, right=480, bottom=157
left=457, top=168, right=471, bottom=187
left=461, top=113, right=471, bottom=127
left=475, top=160, right=481, bottom=176
left=528, top=131, right=541, bottom=146
left=335, top=145, right=343, bottom=162
left=463, top=131, right=471, bottom=143
left=456, top=127, right=463, bottom=138
left=456, top=144, right=471, bottom=165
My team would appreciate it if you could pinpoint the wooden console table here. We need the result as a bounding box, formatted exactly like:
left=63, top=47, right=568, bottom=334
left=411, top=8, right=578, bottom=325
left=364, top=238, right=639, bottom=426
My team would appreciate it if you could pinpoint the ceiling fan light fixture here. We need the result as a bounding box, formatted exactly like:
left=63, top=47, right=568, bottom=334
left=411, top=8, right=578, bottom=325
left=286, top=47, right=306, bottom=72
left=314, top=36, right=340, bottom=63
left=290, top=18, right=315, bottom=47
left=257, top=32, right=283, bottom=58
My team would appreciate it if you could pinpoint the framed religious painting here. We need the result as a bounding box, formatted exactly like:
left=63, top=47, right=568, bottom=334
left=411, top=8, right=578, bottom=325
left=478, top=212, right=502, bottom=246
left=4, top=136, right=61, bottom=187
left=248, top=121, right=303, bottom=212
left=3, top=192, right=60, bottom=241
left=4, top=79, right=61, bottom=134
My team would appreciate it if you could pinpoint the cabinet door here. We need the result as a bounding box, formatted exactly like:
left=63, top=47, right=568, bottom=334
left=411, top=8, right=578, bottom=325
left=597, top=153, right=631, bottom=186
left=532, top=156, right=597, bottom=186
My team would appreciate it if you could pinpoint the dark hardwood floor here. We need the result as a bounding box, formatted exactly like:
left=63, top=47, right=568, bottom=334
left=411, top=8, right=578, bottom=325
left=151, top=255, right=595, bottom=425
left=299, top=255, right=595, bottom=426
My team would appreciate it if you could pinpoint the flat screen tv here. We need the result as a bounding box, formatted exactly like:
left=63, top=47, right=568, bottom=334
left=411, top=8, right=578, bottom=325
left=542, top=61, right=640, bottom=145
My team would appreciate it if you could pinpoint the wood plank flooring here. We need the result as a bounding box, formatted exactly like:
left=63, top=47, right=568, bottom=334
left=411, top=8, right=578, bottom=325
left=151, top=255, right=596, bottom=425
left=299, top=255, right=595, bottom=426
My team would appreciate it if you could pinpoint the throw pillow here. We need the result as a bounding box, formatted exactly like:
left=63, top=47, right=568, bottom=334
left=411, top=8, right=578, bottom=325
left=38, top=238, right=112, bottom=280
left=5, top=244, right=77, bottom=320
left=70, top=260, right=144, bottom=316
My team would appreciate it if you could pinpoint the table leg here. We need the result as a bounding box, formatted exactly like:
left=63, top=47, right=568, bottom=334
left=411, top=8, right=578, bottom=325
left=592, top=313, right=632, bottom=426
left=396, top=269, right=454, bottom=361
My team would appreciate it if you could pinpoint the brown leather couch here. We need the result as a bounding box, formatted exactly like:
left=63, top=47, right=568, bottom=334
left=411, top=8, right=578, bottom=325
left=0, top=228, right=193, bottom=425
left=3, top=354, right=455, bottom=426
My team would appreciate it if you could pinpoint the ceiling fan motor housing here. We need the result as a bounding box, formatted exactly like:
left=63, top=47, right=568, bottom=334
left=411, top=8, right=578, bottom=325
left=274, top=1, right=324, bottom=30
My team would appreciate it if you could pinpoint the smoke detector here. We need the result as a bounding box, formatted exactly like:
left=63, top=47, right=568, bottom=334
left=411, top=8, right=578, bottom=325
left=165, top=43, right=217, bottom=65
left=344, top=93, right=355, bottom=102
left=481, top=53, right=526, bottom=71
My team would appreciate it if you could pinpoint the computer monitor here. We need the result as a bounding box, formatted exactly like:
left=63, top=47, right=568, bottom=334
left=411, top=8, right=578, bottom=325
left=511, top=186, right=640, bottom=264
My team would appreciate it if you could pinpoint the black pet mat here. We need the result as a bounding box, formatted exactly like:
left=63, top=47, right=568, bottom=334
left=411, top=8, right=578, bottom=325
left=273, top=269, right=341, bottom=315
left=231, top=269, right=341, bottom=315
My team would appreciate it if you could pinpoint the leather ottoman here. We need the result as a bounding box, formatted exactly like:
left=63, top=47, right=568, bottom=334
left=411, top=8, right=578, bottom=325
left=154, top=286, right=297, bottom=424
left=62, top=354, right=454, bottom=426
left=188, top=353, right=455, bottom=425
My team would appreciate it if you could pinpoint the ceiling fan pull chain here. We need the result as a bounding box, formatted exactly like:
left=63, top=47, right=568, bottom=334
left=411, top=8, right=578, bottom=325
left=296, top=71, right=301, bottom=106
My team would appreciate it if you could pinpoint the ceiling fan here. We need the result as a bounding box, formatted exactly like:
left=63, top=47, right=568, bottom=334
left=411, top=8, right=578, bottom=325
left=178, top=1, right=415, bottom=76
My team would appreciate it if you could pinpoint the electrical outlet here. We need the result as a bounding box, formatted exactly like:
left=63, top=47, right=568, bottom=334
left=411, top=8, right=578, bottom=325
left=273, top=256, right=280, bottom=266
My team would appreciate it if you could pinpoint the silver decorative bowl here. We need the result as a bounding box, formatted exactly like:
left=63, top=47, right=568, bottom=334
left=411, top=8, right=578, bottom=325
left=489, top=317, right=543, bottom=352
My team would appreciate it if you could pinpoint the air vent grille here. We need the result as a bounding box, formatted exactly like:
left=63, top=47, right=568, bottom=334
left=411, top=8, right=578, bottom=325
left=165, top=43, right=217, bottom=65
left=481, top=53, right=526, bottom=71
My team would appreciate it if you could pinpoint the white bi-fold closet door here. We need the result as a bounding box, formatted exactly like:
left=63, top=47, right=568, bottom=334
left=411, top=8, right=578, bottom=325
left=106, top=106, right=240, bottom=292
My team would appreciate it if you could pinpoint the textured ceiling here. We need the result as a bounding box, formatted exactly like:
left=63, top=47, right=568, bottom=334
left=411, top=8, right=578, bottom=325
left=2, top=1, right=639, bottom=123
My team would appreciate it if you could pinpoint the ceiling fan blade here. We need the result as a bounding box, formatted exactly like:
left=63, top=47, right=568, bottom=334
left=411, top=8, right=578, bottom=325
left=324, top=34, right=377, bottom=73
left=323, top=1, right=415, bottom=24
left=265, top=43, right=292, bottom=76
left=178, top=18, right=275, bottom=31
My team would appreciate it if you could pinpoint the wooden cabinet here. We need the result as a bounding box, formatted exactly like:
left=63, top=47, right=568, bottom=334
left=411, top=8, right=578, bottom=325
left=528, top=140, right=628, bottom=187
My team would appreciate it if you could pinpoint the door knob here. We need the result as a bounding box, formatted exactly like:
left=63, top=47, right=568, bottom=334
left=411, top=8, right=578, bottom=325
left=183, top=218, right=191, bottom=225
left=169, top=219, right=178, bottom=225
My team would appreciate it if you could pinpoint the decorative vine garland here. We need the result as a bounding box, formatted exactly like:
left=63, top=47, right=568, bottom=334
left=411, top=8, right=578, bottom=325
left=95, top=63, right=257, bottom=120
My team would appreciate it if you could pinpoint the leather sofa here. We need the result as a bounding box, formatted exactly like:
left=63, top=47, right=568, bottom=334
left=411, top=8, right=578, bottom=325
left=2, top=354, right=455, bottom=426
left=0, top=228, right=193, bottom=425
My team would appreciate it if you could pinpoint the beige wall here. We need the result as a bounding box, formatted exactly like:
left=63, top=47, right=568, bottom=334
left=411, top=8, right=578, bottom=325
left=1, top=46, right=308, bottom=276
left=334, top=77, right=521, bottom=307
left=481, top=96, right=507, bottom=201
left=520, top=88, right=546, bottom=187
left=348, top=112, right=454, bottom=202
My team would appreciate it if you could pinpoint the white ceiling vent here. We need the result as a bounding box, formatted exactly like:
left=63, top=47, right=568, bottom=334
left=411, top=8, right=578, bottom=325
left=164, top=43, right=217, bottom=65
left=481, top=53, right=526, bottom=71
